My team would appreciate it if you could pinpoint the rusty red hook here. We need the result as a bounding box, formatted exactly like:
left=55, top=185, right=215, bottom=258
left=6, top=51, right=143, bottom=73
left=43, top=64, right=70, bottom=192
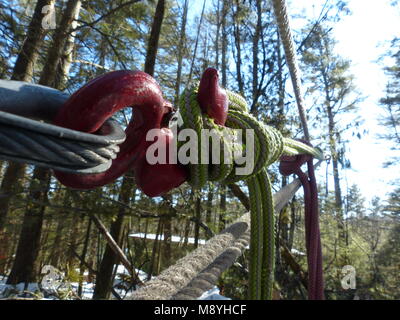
left=53, top=70, right=187, bottom=197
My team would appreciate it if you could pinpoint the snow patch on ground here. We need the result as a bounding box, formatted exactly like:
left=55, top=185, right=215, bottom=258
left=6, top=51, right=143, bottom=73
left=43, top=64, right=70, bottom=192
left=198, top=286, right=231, bottom=300
left=129, top=232, right=207, bottom=245
left=1, top=268, right=230, bottom=300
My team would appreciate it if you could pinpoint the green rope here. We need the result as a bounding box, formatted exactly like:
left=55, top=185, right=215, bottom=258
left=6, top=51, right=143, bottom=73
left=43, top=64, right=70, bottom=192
left=258, top=169, right=275, bottom=300
left=178, top=86, right=323, bottom=300
left=247, top=175, right=263, bottom=299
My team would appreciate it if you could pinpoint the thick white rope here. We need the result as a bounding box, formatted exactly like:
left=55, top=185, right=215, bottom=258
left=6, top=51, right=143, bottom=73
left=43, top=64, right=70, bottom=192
left=271, top=0, right=310, bottom=141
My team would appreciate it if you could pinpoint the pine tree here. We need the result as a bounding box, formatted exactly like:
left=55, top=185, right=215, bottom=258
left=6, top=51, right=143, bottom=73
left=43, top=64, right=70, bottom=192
left=301, top=24, right=360, bottom=215
left=384, top=187, right=400, bottom=217
left=301, top=22, right=362, bottom=266
left=379, top=38, right=400, bottom=168
left=345, top=184, right=366, bottom=218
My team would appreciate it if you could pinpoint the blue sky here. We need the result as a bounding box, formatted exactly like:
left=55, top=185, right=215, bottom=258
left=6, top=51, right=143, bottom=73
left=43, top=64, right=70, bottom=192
left=291, top=0, right=400, bottom=203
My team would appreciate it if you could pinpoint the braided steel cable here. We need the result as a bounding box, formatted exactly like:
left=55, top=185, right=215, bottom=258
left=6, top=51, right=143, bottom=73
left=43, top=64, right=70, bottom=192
left=0, top=81, right=126, bottom=174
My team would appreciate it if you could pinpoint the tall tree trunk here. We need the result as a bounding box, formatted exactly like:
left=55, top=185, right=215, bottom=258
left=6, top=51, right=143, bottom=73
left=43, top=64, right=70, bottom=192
left=40, top=0, right=82, bottom=88
left=187, top=0, right=207, bottom=83
left=327, top=105, right=343, bottom=212
left=7, top=168, right=50, bottom=284
left=92, top=177, right=135, bottom=299
left=220, top=0, right=228, bottom=87
left=161, top=194, right=174, bottom=268
left=327, top=102, right=347, bottom=263
left=201, top=30, right=210, bottom=71
left=144, top=0, right=166, bottom=76
left=0, top=0, right=54, bottom=261
left=87, top=228, right=98, bottom=283
left=233, top=0, right=244, bottom=94
left=182, top=215, right=191, bottom=248
left=49, top=218, right=67, bottom=267
left=276, top=30, right=286, bottom=132
left=194, top=195, right=201, bottom=248
left=147, top=219, right=162, bottom=279
left=11, top=0, right=54, bottom=82
left=174, top=0, right=189, bottom=106
left=250, top=0, right=262, bottom=114
left=3, top=228, right=19, bottom=274
left=49, top=190, right=72, bottom=267
left=66, top=214, right=82, bottom=270
left=162, top=215, right=172, bottom=266
left=55, top=0, right=82, bottom=89
left=214, top=0, right=221, bottom=69
left=219, top=185, right=227, bottom=231
left=78, top=218, right=92, bottom=297
left=0, top=164, right=25, bottom=231
left=205, top=186, right=214, bottom=226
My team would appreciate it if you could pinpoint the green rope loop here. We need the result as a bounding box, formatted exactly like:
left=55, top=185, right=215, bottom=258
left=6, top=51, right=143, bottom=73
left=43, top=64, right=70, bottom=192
left=177, top=86, right=323, bottom=300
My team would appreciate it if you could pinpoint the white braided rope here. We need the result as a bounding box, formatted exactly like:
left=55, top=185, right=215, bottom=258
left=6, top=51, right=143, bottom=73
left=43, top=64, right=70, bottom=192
left=271, top=0, right=310, bottom=141
left=128, top=179, right=302, bottom=300
left=128, top=214, right=250, bottom=300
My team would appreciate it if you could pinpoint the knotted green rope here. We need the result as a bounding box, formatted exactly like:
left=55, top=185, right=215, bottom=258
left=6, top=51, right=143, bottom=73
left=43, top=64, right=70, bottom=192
left=178, top=86, right=323, bottom=300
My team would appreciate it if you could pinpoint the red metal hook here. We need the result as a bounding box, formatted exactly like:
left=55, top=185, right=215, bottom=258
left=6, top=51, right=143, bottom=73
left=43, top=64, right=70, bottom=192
left=53, top=70, right=187, bottom=197
left=197, top=68, right=228, bottom=126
